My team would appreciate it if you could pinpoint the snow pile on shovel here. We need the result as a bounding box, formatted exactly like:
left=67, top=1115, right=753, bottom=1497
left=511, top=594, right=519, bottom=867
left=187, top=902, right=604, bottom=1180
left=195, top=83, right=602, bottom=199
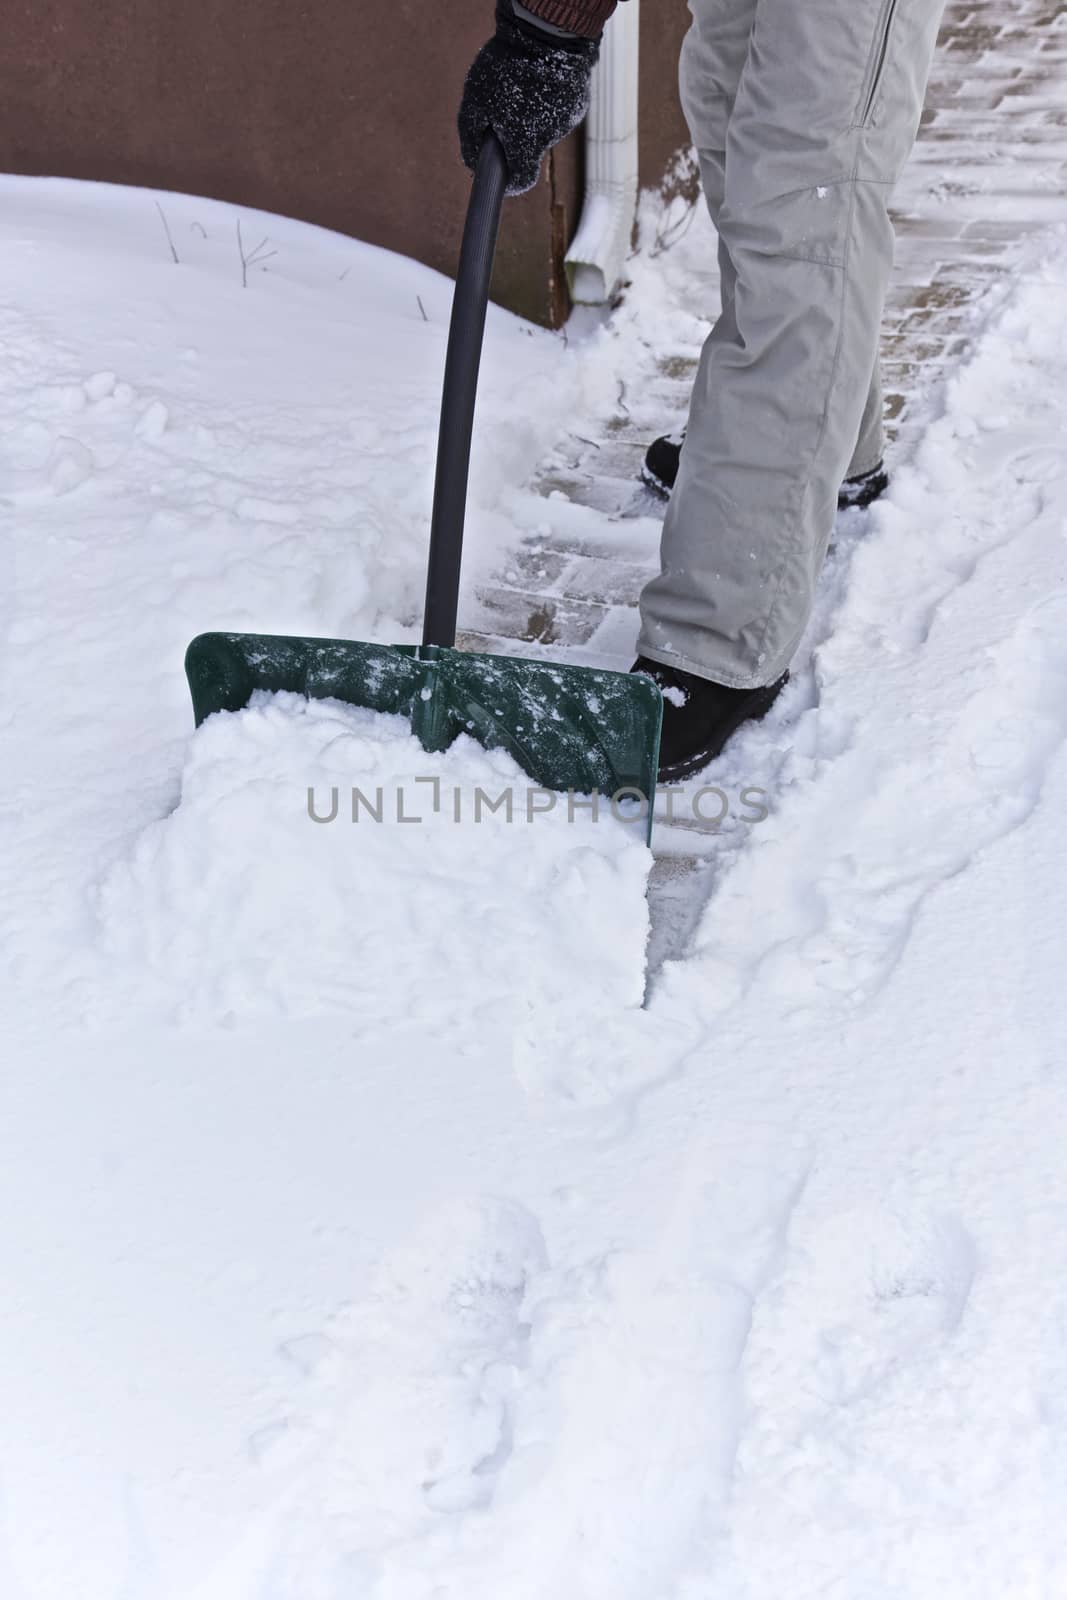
left=93, top=694, right=652, bottom=1043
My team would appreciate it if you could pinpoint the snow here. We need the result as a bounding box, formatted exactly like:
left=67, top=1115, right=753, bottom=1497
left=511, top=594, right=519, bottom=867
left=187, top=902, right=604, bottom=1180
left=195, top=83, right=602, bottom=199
left=92, top=693, right=650, bottom=1038
left=3, top=171, right=1067, bottom=1599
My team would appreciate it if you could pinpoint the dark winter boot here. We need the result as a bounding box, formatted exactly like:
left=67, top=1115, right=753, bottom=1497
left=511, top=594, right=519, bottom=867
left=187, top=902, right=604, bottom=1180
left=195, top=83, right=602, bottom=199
left=835, top=461, right=890, bottom=509
left=641, top=429, right=889, bottom=512
left=633, top=656, right=788, bottom=783
left=641, top=430, right=687, bottom=498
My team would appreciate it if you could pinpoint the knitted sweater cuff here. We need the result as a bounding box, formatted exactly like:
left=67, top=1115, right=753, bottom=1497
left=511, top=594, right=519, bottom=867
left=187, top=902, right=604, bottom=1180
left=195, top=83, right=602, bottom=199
left=520, top=0, right=618, bottom=39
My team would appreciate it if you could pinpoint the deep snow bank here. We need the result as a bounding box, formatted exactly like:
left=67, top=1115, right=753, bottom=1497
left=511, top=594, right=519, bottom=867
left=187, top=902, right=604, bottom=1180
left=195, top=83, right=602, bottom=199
left=93, top=691, right=651, bottom=1046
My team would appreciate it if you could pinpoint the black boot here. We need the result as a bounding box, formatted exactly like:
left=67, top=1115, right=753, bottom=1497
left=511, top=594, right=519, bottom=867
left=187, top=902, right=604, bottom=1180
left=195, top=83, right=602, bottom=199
left=641, top=428, right=889, bottom=511
left=632, top=656, right=788, bottom=783
left=836, top=461, right=890, bottom=509
left=640, top=430, right=687, bottom=498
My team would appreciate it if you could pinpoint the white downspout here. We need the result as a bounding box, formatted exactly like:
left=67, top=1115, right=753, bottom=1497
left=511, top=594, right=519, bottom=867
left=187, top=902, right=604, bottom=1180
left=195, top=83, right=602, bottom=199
left=565, top=0, right=641, bottom=306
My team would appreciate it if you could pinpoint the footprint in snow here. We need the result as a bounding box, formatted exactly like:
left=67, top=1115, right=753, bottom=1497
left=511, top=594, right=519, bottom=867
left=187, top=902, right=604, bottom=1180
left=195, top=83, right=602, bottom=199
left=241, top=1148, right=814, bottom=1600
left=751, top=1204, right=977, bottom=1419
left=2, top=436, right=95, bottom=502
left=249, top=1194, right=548, bottom=1588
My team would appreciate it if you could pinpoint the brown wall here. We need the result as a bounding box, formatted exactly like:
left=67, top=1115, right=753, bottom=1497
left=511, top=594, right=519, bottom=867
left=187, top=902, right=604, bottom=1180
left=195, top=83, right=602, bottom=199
left=0, top=1, right=689, bottom=326
left=639, top=2, right=691, bottom=189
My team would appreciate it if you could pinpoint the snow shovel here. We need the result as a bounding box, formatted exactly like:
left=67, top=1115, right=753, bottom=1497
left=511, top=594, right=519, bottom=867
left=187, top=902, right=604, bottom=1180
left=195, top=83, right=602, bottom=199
left=185, top=134, right=663, bottom=832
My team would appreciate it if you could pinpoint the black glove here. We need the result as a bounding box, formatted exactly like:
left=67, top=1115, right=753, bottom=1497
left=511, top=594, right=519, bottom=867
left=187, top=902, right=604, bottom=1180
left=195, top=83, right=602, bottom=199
left=459, top=1, right=600, bottom=197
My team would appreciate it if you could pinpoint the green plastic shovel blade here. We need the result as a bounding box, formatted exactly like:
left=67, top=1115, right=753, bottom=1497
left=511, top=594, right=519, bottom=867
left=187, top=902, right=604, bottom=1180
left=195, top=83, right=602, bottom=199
left=185, top=632, right=663, bottom=837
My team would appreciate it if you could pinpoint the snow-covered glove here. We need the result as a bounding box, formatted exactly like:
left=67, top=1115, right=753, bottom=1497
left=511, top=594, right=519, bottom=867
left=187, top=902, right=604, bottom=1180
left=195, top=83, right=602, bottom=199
left=458, top=1, right=600, bottom=197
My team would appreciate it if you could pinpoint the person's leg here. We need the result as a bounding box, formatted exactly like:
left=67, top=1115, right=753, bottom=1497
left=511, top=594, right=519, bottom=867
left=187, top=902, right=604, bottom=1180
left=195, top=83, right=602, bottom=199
left=848, top=354, right=885, bottom=479
left=690, top=29, right=886, bottom=492
left=650, top=2, right=885, bottom=499
left=639, top=0, right=944, bottom=689
left=676, top=0, right=756, bottom=333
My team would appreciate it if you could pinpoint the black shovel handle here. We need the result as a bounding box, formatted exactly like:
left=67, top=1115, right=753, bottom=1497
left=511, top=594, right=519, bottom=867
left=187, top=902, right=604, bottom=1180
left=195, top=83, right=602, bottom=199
left=423, top=133, right=509, bottom=649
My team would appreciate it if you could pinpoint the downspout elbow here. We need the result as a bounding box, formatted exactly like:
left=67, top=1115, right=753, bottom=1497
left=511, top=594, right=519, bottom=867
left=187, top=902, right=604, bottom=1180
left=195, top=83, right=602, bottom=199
left=565, top=0, right=641, bottom=306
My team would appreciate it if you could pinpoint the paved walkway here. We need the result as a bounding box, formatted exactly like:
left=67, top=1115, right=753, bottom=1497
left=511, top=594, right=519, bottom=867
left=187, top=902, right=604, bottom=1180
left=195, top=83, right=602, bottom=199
left=465, top=0, right=1067, bottom=662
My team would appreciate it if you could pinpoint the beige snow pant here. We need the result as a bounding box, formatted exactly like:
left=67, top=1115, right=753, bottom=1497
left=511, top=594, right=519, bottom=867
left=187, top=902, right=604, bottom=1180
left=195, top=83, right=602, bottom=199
left=637, top=0, right=946, bottom=687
